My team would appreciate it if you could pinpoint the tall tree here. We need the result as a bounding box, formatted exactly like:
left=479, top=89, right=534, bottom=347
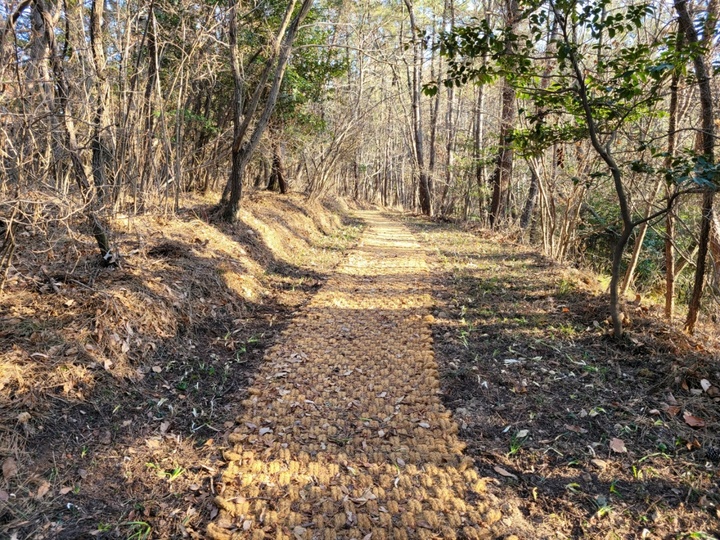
left=403, top=0, right=433, bottom=215
left=220, top=0, right=314, bottom=222
left=676, top=0, right=717, bottom=333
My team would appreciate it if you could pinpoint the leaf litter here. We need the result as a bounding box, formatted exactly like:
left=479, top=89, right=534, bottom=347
left=0, top=194, right=362, bottom=539
left=411, top=215, right=720, bottom=540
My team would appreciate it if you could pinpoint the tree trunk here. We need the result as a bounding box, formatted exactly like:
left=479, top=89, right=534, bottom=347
left=520, top=160, right=539, bottom=229
left=620, top=179, right=663, bottom=295
left=562, top=9, right=632, bottom=338
left=489, top=77, right=516, bottom=229
left=267, top=140, right=287, bottom=194
left=90, top=0, right=109, bottom=204
left=34, top=0, right=115, bottom=265
left=403, top=0, right=432, bottom=215
left=675, top=0, right=716, bottom=333
left=220, top=0, right=313, bottom=222
left=473, top=83, right=486, bottom=220
left=664, top=65, right=681, bottom=319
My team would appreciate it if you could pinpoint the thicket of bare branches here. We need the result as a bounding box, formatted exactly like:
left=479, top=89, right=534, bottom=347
left=1, top=0, right=718, bottom=329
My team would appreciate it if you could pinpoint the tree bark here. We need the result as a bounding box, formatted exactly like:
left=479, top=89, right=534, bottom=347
left=488, top=0, right=519, bottom=229
left=221, top=0, right=313, bottom=222
left=560, top=6, right=632, bottom=338
left=34, top=0, right=115, bottom=265
left=665, top=65, right=681, bottom=319
left=403, top=0, right=432, bottom=215
left=267, top=140, right=287, bottom=194
left=675, top=0, right=716, bottom=333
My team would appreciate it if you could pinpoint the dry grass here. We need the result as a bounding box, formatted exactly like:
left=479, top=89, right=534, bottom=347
left=0, top=192, right=362, bottom=539
left=408, top=215, right=720, bottom=540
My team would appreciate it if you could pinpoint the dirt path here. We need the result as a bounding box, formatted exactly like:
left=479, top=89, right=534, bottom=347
left=208, top=212, right=506, bottom=540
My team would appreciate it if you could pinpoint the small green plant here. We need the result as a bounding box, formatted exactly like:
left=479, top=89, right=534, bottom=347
left=97, top=523, right=112, bottom=532
left=594, top=495, right=612, bottom=518
left=166, top=466, right=185, bottom=482
left=558, top=278, right=575, bottom=296
left=126, top=520, right=152, bottom=540
left=565, top=482, right=582, bottom=494
left=507, top=431, right=528, bottom=456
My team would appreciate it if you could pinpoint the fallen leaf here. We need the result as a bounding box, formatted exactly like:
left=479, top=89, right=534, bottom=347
left=418, top=422, right=430, bottom=429
left=2, top=458, right=18, bottom=479
left=0, top=490, right=8, bottom=501
left=666, top=392, right=678, bottom=405
left=609, top=438, right=627, bottom=453
left=146, top=438, right=161, bottom=448
left=565, top=424, right=588, bottom=434
left=516, top=429, right=529, bottom=438
left=493, top=466, right=518, bottom=480
left=362, top=534, right=373, bottom=540
left=78, top=469, right=88, bottom=479
left=708, top=386, right=720, bottom=398
left=259, top=427, right=272, bottom=436
left=663, top=405, right=681, bottom=417
left=683, top=411, right=706, bottom=428
left=59, top=487, right=73, bottom=495
left=701, top=379, right=712, bottom=392
left=686, top=439, right=701, bottom=450
left=152, top=366, right=162, bottom=373
left=160, top=421, right=170, bottom=434
left=17, top=412, right=31, bottom=424
left=36, top=481, right=50, bottom=499
left=590, top=459, right=607, bottom=470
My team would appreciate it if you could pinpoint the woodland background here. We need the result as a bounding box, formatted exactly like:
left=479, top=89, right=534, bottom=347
left=1, top=0, right=719, bottom=330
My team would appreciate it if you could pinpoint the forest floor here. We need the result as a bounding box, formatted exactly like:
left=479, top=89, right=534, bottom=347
left=407, top=215, right=720, bottom=540
left=0, top=201, right=719, bottom=539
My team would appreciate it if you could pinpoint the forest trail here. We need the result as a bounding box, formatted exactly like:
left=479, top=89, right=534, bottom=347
left=208, top=211, right=505, bottom=540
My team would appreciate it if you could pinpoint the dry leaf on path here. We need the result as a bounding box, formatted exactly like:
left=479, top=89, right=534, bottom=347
left=494, top=466, right=518, bottom=480
left=663, top=405, right=681, bottom=417
left=683, top=411, right=706, bottom=428
left=2, top=458, right=18, bottom=479
left=565, top=424, right=588, bottom=434
left=36, top=481, right=50, bottom=499
left=609, top=438, right=627, bottom=453
left=701, top=379, right=712, bottom=392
